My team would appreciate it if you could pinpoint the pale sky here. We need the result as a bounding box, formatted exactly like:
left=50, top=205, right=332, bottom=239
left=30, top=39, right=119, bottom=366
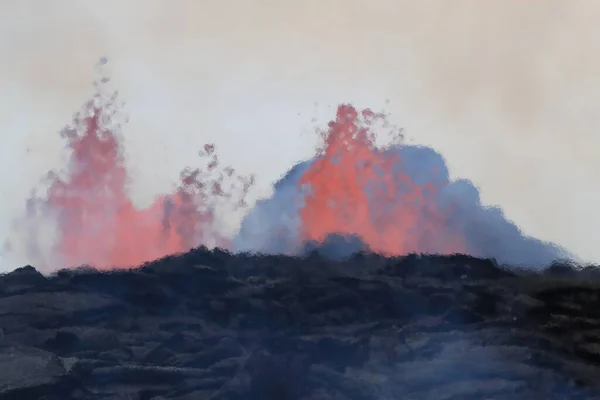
left=1, top=1, right=600, bottom=270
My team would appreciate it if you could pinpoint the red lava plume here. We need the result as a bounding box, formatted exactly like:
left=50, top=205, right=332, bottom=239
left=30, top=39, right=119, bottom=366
left=8, top=75, right=469, bottom=271
left=297, top=105, right=467, bottom=256
left=14, top=82, right=254, bottom=270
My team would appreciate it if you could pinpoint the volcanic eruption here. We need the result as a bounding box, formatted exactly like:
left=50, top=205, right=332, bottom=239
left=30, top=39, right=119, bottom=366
left=3, top=69, right=570, bottom=272
left=4, top=76, right=254, bottom=271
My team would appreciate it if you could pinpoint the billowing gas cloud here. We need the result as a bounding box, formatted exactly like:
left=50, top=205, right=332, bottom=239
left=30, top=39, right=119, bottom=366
left=235, top=106, right=569, bottom=267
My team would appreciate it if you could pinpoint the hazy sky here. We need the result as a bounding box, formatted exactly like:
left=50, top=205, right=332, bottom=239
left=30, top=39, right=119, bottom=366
left=2, top=1, right=600, bottom=268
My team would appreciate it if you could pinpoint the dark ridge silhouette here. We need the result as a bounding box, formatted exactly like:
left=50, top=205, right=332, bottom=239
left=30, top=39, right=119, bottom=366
left=0, top=247, right=599, bottom=399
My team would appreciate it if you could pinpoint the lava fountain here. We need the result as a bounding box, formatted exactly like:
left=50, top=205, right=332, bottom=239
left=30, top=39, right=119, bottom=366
left=7, top=73, right=477, bottom=271
left=298, top=105, right=466, bottom=256
left=6, top=78, right=254, bottom=270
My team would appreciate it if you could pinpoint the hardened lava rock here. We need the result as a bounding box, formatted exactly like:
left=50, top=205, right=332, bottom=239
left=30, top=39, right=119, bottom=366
left=0, top=248, right=600, bottom=399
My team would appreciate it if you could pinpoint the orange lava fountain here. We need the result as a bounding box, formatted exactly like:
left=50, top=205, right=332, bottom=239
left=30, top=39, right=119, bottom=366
left=297, top=105, right=466, bottom=255
left=16, top=83, right=253, bottom=270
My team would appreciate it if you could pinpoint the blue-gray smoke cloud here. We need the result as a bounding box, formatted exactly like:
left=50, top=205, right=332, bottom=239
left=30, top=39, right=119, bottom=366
left=233, top=144, right=570, bottom=267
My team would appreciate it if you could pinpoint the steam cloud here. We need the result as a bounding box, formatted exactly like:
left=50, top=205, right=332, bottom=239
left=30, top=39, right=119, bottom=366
left=235, top=143, right=569, bottom=267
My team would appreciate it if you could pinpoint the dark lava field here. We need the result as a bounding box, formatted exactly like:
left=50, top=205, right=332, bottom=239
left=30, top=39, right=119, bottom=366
left=2, top=248, right=600, bottom=399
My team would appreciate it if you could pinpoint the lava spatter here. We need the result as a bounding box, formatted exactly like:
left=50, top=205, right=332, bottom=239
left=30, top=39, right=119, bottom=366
left=297, top=104, right=466, bottom=256
left=9, top=77, right=469, bottom=271
left=16, top=81, right=253, bottom=270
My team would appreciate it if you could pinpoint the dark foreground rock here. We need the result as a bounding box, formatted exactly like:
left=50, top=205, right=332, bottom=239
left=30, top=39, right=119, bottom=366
left=1, top=248, right=600, bottom=399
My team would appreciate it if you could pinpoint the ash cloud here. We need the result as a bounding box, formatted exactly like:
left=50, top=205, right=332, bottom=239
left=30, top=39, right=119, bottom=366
left=234, top=144, right=570, bottom=267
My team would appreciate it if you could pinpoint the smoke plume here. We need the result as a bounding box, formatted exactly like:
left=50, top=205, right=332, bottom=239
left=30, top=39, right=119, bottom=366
left=234, top=106, right=569, bottom=267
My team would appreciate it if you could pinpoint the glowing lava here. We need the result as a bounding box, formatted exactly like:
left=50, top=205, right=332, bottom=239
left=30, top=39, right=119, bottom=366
left=9, top=77, right=469, bottom=271
left=16, top=84, right=253, bottom=270
left=297, top=105, right=466, bottom=256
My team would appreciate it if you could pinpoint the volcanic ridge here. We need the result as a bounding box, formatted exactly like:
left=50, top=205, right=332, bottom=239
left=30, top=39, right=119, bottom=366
left=2, top=249, right=600, bottom=399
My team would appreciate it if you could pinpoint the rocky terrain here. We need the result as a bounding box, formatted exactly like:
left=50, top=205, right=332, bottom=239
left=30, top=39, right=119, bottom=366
left=2, top=247, right=600, bottom=399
